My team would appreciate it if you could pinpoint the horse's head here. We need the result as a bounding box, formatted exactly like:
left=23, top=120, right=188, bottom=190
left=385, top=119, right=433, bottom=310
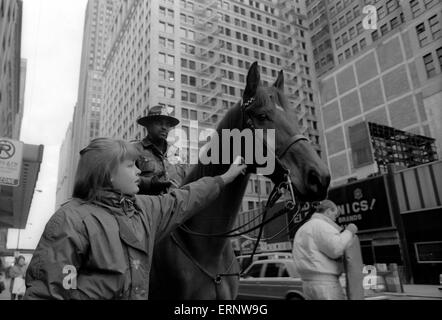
left=242, top=62, right=330, bottom=202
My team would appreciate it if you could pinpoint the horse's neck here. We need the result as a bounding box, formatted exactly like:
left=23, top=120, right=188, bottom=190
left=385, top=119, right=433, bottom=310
left=182, top=103, right=249, bottom=252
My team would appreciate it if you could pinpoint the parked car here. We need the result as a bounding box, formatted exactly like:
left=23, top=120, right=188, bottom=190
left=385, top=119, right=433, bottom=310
left=237, top=258, right=306, bottom=300
left=237, top=258, right=389, bottom=300
left=236, top=252, right=293, bottom=271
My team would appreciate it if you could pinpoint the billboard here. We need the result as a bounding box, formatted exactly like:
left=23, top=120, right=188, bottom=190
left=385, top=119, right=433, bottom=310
left=349, top=122, right=375, bottom=169
left=328, top=176, right=394, bottom=232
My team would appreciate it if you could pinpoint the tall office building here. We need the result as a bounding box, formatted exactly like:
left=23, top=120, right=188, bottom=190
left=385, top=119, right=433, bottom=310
left=56, top=0, right=115, bottom=206
left=1, top=1, right=43, bottom=253
left=316, top=0, right=442, bottom=186
left=100, top=0, right=322, bottom=211
left=0, top=0, right=23, bottom=140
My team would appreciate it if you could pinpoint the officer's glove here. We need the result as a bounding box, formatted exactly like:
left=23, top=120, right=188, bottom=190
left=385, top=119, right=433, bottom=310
left=151, top=176, right=174, bottom=193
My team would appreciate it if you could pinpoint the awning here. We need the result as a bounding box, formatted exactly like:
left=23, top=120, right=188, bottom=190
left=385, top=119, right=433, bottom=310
left=0, top=143, right=44, bottom=229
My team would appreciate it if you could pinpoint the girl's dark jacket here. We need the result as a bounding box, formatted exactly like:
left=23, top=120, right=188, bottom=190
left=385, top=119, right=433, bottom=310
left=24, top=176, right=224, bottom=300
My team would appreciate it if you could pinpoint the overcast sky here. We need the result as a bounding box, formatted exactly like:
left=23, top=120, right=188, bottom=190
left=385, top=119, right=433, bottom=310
left=7, top=0, right=88, bottom=250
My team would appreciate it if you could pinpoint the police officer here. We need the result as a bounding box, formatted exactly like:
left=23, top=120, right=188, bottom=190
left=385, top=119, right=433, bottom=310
left=134, top=105, right=187, bottom=195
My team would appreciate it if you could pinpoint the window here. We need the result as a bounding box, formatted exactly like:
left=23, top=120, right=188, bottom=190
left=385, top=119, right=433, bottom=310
left=429, top=15, right=441, bottom=40
left=352, top=43, right=359, bottom=55
left=349, top=27, right=356, bottom=38
left=357, top=21, right=363, bottom=34
left=342, top=32, right=349, bottom=44
left=245, top=264, right=262, bottom=278
left=335, top=37, right=342, bottom=48
left=338, top=53, right=344, bottom=63
left=386, top=0, right=397, bottom=13
left=437, top=47, right=442, bottom=70
left=264, top=263, right=281, bottom=277
left=360, top=38, right=367, bottom=49
left=390, top=17, right=400, bottom=29
left=423, top=53, right=436, bottom=78
left=380, top=23, right=388, bottom=36
left=345, top=48, right=351, bottom=59
left=416, top=23, right=429, bottom=47
left=371, top=30, right=379, bottom=41
left=424, top=0, right=437, bottom=9
left=409, top=0, right=421, bottom=18
left=181, top=108, right=189, bottom=118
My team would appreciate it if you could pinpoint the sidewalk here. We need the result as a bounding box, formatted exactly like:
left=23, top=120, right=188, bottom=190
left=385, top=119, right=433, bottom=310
left=386, top=284, right=442, bottom=299
left=0, top=278, right=11, bottom=300
left=403, top=284, right=442, bottom=298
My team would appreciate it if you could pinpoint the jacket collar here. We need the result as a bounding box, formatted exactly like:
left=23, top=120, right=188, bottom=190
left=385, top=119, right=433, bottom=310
left=93, top=189, right=149, bottom=254
left=93, top=189, right=140, bottom=218
left=311, top=213, right=343, bottom=232
left=141, top=136, right=167, bottom=156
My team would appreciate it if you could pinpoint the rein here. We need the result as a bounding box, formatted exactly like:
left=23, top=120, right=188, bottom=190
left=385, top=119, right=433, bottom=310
left=174, top=97, right=310, bottom=288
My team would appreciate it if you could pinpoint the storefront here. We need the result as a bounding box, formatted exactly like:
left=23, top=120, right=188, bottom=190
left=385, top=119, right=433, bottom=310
left=393, top=161, right=442, bottom=284
left=327, top=175, right=405, bottom=272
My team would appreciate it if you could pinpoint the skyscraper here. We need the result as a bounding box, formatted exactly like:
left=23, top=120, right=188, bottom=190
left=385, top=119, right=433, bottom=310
left=0, top=0, right=23, bottom=140
left=56, top=0, right=115, bottom=206
left=315, top=0, right=442, bottom=185
left=100, top=0, right=321, bottom=211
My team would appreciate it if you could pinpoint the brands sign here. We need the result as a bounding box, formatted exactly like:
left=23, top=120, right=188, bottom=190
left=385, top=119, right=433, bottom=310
left=328, top=176, right=394, bottom=231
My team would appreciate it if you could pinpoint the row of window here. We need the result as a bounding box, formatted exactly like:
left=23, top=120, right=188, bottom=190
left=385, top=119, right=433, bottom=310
left=331, top=5, right=361, bottom=34
left=423, top=47, right=442, bottom=78
left=371, top=14, right=404, bottom=42
left=410, top=0, right=439, bottom=19
left=337, top=38, right=367, bottom=64
left=180, top=0, right=277, bottom=26
left=416, top=14, right=441, bottom=48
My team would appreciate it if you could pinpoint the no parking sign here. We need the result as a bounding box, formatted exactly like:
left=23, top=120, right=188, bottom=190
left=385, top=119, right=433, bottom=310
left=0, top=138, right=24, bottom=187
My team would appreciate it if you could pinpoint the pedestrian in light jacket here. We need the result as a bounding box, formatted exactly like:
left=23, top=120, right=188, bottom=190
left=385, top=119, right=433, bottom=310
left=24, top=138, right=246, bottom=300
left=292, top=200, right=358, bottom=300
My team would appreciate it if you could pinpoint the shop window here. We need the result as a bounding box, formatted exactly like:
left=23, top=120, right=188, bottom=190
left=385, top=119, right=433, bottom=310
left=414, top=241, right=442, bottom=263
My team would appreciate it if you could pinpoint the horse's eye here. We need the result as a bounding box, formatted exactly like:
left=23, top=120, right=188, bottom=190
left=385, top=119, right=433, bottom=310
left=257, top=114, right=267, bottom=121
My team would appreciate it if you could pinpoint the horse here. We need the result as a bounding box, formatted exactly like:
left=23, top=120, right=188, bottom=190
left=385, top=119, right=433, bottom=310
left=149, top=62, right=330, bottom=300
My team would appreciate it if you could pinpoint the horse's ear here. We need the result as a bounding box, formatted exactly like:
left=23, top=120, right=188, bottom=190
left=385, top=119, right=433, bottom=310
left=273, top=70, right=284, bottom=90
left=243, top=61, right=261, bottom=100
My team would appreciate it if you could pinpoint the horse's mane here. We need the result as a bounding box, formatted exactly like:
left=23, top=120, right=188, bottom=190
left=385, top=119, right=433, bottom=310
left=183, top=99, right=245, bottom=184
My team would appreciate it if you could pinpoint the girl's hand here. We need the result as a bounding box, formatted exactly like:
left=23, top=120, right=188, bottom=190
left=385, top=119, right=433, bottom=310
left=220, top=157, right=248, bottom=184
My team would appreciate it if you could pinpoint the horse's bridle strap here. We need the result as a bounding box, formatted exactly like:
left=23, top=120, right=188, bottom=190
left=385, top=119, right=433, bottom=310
left=277, top=134, right=310, bottom=160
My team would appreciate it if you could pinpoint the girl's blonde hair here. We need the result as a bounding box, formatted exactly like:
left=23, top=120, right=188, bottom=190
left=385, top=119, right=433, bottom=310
left=73, top=138, right=140, bottom=201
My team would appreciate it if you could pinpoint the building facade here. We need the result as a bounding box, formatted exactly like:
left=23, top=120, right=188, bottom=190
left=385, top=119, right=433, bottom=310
left=318, top=0, right=442, bottom=186
left=56, top=0, right=115, bottom=206
left=55, top=122, right=73, bottom=209
left=100, top=0, right=322, bottom=211
left=0, top=0, right=23, bottom=140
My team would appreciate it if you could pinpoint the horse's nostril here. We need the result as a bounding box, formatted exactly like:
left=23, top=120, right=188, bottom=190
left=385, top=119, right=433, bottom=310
left=307, top=170, right=322, bottom=192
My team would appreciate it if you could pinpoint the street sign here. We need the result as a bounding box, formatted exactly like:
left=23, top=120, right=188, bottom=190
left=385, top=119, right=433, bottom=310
left=0, top=138, right=24, bottom=187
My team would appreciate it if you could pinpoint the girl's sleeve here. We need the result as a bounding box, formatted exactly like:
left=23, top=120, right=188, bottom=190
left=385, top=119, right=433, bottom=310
left=24, top=208, right=89, bottom=300
left=138, top=176, right=224, bottom=241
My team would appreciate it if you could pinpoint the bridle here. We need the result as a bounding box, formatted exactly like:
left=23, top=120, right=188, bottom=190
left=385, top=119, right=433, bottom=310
left=241, top=96, right=310, bottom=210
left=172, top=95, right=311, bottom=290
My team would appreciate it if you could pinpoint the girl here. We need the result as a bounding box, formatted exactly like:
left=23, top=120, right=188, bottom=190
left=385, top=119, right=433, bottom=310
left=24, top=138, right=246, bottom=300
